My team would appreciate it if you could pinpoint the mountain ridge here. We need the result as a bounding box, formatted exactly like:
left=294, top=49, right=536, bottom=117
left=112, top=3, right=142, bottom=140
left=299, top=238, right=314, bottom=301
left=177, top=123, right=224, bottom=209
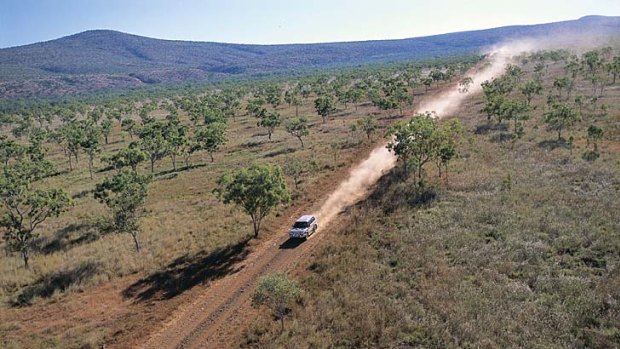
left=1, top=15, right=619, bottom=99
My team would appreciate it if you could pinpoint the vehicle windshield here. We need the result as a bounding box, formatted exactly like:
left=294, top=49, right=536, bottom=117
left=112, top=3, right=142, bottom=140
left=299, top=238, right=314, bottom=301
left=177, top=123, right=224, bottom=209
left=293, top=221, right=309, bottom=229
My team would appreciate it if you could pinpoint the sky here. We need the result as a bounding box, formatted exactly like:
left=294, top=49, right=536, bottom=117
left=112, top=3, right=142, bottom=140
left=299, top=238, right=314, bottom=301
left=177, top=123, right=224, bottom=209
left=1, top=0, right=619, bottom=48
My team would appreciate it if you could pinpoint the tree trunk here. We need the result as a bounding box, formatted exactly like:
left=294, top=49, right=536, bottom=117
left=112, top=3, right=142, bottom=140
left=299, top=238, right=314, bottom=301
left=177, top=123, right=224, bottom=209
left=210, top=152, right=214, bottom=162
left=68, top=155, right=73, bottom=171
left=298, top=137, right=304, bottom=148
left=171, top=154, right=176, bottom=171
left=22, top=248, right=29, bottom=268
left=88, top=156, right=93, bottom=180
left=295, top=105, right=299, bottom=117
left=280, top=316, right=284, bottom=333
left=150, top=158, right=155, bottom=173
left=418, top=164, right=423, bottom=183
left=252, top=217, right=261, bottom=238
left=131, top=232, right=140, bottom=252
left=268, top=131, right=272, bottom=141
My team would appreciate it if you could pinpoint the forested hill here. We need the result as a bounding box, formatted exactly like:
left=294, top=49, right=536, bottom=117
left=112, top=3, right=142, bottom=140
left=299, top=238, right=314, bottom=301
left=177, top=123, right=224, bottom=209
left=1, top=15, right=619, bottom=99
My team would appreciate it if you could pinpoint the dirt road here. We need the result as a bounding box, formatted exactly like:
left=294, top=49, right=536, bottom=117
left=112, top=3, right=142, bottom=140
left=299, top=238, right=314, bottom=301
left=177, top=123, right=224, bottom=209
left=137, top=193, right=341, bottom=348
left=135, top=51, right=512, bottom=348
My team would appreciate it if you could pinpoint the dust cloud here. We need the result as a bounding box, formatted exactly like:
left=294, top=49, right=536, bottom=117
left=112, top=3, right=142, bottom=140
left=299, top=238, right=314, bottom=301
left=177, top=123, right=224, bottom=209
left=314, top=40, right=533, bottom=229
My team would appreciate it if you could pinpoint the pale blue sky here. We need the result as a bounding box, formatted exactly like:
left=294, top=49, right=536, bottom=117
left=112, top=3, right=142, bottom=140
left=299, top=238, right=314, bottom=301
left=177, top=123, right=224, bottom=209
left=1, top=0, right=619, bottom=48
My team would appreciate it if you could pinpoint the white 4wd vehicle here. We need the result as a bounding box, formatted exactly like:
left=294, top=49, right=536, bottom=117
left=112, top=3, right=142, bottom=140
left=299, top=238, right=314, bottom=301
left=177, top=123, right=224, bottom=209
left=288, top=215, right=318, bottom=239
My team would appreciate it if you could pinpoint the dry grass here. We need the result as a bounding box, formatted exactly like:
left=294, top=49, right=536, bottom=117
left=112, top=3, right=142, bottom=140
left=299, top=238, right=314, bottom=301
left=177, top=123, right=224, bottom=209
left=241, top=55, right=620, bottom=348
left=0, top=81, right=433, bottom=348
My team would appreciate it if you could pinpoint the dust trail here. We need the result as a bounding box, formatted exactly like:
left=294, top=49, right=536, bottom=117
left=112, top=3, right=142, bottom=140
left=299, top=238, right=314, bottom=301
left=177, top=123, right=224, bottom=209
left=315, top=41, right=530, bottom=228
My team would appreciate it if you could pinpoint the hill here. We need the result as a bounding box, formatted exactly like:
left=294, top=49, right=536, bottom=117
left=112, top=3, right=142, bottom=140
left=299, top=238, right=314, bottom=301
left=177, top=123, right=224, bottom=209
left=1, top=15, right=620, bottom=99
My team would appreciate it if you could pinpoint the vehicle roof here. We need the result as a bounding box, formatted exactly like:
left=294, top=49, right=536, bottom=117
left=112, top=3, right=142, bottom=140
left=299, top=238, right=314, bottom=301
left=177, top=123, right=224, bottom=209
left=296, top=215, right=315, bottom=222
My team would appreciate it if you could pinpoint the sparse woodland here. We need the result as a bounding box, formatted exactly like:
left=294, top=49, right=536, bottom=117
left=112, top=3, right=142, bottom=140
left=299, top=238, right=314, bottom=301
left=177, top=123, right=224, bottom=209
left=242, top=47, right=620, bottom=348
left=1, top=45, right=619, bottom=349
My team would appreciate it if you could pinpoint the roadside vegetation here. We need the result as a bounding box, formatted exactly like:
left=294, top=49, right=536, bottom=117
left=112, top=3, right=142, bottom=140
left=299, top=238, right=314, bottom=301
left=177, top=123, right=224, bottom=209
left=242, top=47, right=620, bottom=348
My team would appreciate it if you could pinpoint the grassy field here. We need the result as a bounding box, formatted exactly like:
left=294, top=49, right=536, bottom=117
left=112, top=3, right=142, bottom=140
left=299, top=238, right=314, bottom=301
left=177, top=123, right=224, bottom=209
left=241, top=53, right=620, bottom=348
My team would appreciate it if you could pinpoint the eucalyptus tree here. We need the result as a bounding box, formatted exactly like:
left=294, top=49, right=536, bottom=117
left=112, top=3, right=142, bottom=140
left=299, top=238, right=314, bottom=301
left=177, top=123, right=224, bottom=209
left=105, top=143, right=147, bottom=173
left=95, top=170, right=150, bottom=252
left=101, top=117, right=113, bottom=144
left=314, top=95, right=336, bottom=123
left=357, top=115, right=377, bottom=141
left=258, top=112, right=282, bottom=141
left=286, top=117, right=310, bottom=148
left=0, top=160, right=71, bottom=267
left=520, top=80, right=543, bottom=106
left=214, top=163, right=290, bottom=238
left=194, top=122, right=227, bottom=162
left=544, top=103, right=580, bottom=140
left=387, top=112, right=441, bottom=182
left=81, top=122, right=102, bottom=179
left=137, top=120, right=168, bottom=173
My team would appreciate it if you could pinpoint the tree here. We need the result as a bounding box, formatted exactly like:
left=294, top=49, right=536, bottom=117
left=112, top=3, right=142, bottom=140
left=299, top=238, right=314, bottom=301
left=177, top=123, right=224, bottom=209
left=94, top=170, right=150, bottom=252
left=194, top=122, right=227, bottom=162
left=375, top=96, right=399, bottom=115
left=387, top=113, right=440, bottom=182
left=586, top=125, right=603, bottom=152
left=499, top=99, right=530, bottom=136
left=544, top=103, right=580, bottom=140
left=553, top=77, right=570, bottom=99
left=81, top=122, right=102, bottom=180
left=435, top=119, right=464, bottom=182
left=357, top=115, right=377, bottom=141
left=64, top=121, right=86, bottom=170
left=347, top=88, right=364, bottom=111
left=105, top=143, right=147, bottom=173
left=258, top=112, right=282, bottom=141
left=266, top=85, right=283, bottom=109
left=608, top=56, right=620, bottom=84
left=164, top=118, right=188, bottom=171
left=286, top=117, right=309, bottom=148
left=520, top=80, right=543, bottom=106
left=214, top=164, right=290, bottom=237
left=459, top=76, right=474, bottom=93
left=137, top=121, right=168, bottom=173
left=314, top=95, right=336, bottom=123
left=0, top=136, right=26, bottom=166
left=101, top=117, right=113, bottom=144
left=121, top=119, right=137, bottom=139
left=282, top=157, right=305, bottom=190
left=252, top=273, right=302, bottom=333
left=0, top=160, right=71, bottom=267
left=247, top=97, right=267, bottom=117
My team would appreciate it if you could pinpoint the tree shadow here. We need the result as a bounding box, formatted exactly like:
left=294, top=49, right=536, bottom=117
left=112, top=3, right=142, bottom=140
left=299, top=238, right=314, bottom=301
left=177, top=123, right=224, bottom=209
left=122, top=238, right=251, bottom=302
left=489, top=132, right=514, bottom=143
left=360, top=169, right=438, bottom=215
left=377, top=114, right=405, bottom=121
left=264, top=147, right=296, bottom=158
left=474, top=122, right=508, bottom=135
left=35, top=221, right=109, bottom=255
left=43, top=168, right=71, bottom=179
left=279, top=238, right=306, bottom=249
left=13, top=262, right=99, bottom=307
left=156, top=163, right=207, bottom=177
left=538, top=139, right=570, bottom=150
left=72, top=188, right=95, bottom=199
left=96, top=165, right=116, bottom=173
